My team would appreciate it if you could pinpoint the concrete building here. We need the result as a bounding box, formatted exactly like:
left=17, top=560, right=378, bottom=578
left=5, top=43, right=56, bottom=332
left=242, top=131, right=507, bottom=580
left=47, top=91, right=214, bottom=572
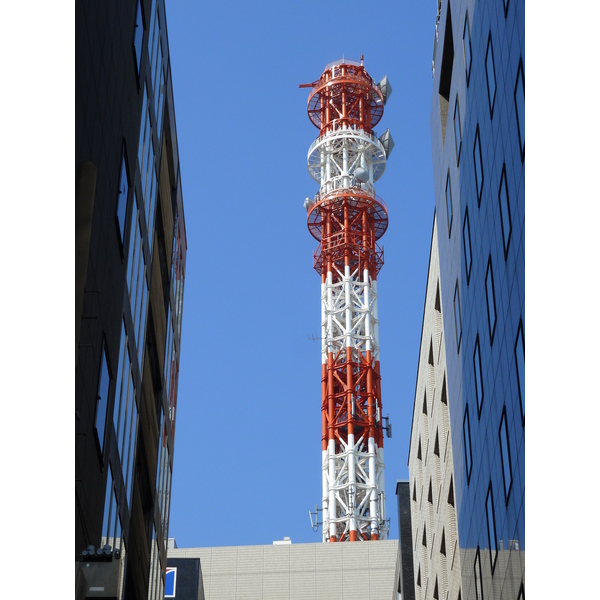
left=168, top=540, right=399, bottom=600
left=406, top=0, right=525, bottom=598
left=408, top=216, right=461, bottom=600
left=75, top=1, right=187, bottom=598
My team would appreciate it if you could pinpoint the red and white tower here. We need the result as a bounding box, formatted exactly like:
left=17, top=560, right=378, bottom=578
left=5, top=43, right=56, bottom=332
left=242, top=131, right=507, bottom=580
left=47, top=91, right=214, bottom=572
left=301, top=57, right=393, bottom=542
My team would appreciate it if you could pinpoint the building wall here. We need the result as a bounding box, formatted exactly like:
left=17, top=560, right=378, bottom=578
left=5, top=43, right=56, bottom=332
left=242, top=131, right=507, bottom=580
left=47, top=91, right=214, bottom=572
left=75, top=1, right=187, bottom=598
left=408, top=216, right=462, bottom=600
left=169, top=541, right=398, bottom=600
left=165, top=558, right=205, bottom=600
left=429, top=1, right=525, bottom=598
left=395, top=481, right=416, bottom=600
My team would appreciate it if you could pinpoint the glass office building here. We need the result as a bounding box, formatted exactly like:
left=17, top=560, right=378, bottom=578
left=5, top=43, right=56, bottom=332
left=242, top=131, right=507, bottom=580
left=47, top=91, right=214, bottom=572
left=422, top=0, right=525, bottom=598
left=75, top=1, right=187, bottom=598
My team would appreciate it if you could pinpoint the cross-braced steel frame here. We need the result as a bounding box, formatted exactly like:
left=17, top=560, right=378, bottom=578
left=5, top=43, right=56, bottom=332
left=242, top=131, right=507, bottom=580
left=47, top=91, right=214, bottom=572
left=302, top=58, right=391, bottom=542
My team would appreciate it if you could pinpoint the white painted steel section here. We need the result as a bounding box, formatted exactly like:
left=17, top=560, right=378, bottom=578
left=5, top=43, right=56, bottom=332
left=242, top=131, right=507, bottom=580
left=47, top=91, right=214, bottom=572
left=328, top=438, right=337, bottom=541
left=371, top=279, right=380, bottom=363
left=344, top=265, right=352, bottom=350
left=322, top=448, right=329, bottom=543
left=347, top=432, right=357, bottom=537
left=321, top=281, right=327, bottom=365
left=320, top=270, right=376, bottom=361
left=376, top=446, right=388, bottom=538
left=368, top=436, right=378, bottom=538
left=323, top=432, right=385, bottom=541
left=307, top=128, right=387, bottom=193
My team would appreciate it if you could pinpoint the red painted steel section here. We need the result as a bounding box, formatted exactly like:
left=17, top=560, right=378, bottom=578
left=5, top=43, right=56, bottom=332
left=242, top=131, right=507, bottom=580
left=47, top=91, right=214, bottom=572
left=305, top=61, right=384, bottom=135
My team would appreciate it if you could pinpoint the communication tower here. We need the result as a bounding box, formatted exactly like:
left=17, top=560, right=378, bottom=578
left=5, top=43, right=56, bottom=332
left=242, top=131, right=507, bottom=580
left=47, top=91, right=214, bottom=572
left=300, top=57, right=394, bottom=542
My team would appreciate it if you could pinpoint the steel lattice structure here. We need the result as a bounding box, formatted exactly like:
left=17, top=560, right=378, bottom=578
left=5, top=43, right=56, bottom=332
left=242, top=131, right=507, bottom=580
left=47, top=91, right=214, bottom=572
left=301, top=57, right=393, bottom=542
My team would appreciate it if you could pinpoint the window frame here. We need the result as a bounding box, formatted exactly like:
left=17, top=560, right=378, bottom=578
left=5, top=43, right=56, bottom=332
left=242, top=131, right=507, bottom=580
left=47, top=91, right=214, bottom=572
left=515, top=57, right=525, bottom=162
left=485, top=256, right=497, bottom=344
left=463, top=206, right=472, bottom=283
left=463, top=13, right=472, bottom=86
left=133, top=0, right=145, bottom=79
left=474, top=547, right=484, bottom=600
left=94, top=336, right=112, bottom=459
left=485, top=482, right=498, bottom=573
left=499, top=405, right=513, bottom=503
left=499, top=163, right=512, bottom=259
left=515, top=318, right=525, bottom=425
left=446, top=170, right=453, bottom=237
left=454, top=280, right=462, bottom=353
left=454, top=94, right=462, bottom=165
left=485, top=32, right=497, bottom=118
left=474, top=334, right=484, bottom=418
left=474, top=124, right=484, bottom=206
left=463, top=404, right=472, bottom=484
left=116, top=142, right=130, bottom=256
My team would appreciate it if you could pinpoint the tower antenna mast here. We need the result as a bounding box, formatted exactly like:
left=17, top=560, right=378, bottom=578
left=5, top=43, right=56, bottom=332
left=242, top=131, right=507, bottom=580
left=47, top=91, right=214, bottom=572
left=300, top=57, right=394, bottom=542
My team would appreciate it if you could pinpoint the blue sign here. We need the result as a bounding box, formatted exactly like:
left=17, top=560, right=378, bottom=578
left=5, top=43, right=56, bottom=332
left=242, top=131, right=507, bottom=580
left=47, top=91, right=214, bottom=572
left=165, top=567, right=177, bottom=597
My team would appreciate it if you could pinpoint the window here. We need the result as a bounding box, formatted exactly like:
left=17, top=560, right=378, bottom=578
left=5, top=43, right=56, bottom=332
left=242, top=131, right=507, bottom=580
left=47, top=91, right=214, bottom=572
left=474, top=547, right=484, bottom=600
left=113, top=322, right=139, bottom=510
left=485, top=483, right=498, bottom=572
left=133, top=0, right=144, bottom=77
left=149, top=0, right=165, bottom=136
left=485, top=33, right=496, bottom=117
left=499, top=406, right=513, bottom=503
left=172, top=218, right=185, bottom=341
left=454, top=95, right=462, bottom=164
left=446, top=171, right=453, bottom=236
left=127, top=193, right=148, bottom=365
left=474, top=125, right=484, bottom=205
left=454, top=281, right=462, bottom=352
left=95, top=338, right=111, bottom=456
left=474, top=334, right=484, bottom=417
left=101, top=466, right=123, bottom=556
left=101, top=466, right=115, bottom=546
left=116, top=143, right=130, bottom=251
left=158, top=427, right=173, bottom=534
left=138, top=84, right=158, bottom=251
left=463, top=207, right=472, bottom=283
left=485, top=256, right=497, bottom=343
left=124, top=393, right=139, bottom=509
left=515, top=57, right=525, bottom=161
left=438, top=3, right=454, bottom=147
left=499, top=164, right=512, bottom=258
left=463, top=405, right=472, bottom=483
left=463, top=13, right=472, bottom=85
left=515, top=319, right=525, bottom=424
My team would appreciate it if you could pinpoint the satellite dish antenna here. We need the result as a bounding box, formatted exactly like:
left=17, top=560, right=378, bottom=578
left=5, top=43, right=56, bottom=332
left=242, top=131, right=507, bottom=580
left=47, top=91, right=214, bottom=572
left=354, top=167, right=369, bottom=183
left=303, top=197, right=314, bottom=212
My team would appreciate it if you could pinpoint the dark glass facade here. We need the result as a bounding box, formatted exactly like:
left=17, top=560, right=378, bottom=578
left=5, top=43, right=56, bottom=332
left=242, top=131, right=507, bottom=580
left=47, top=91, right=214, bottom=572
left=75, top=1, right=187, bottom=598
left=430, top=1, right=524, bottom=598
left=396, top=481, right=416, bottom=600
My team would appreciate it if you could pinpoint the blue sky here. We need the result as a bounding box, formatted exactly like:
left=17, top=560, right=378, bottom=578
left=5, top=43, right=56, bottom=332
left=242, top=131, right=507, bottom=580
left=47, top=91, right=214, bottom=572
left=165, top=1, right=437, bottom=549
left=1, top=2, right=595, bottom=596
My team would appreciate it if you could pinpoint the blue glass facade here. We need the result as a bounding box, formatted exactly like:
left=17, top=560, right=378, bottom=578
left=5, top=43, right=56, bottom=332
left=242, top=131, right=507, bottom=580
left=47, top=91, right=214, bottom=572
left=431, top=1, right=524, bottom=598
